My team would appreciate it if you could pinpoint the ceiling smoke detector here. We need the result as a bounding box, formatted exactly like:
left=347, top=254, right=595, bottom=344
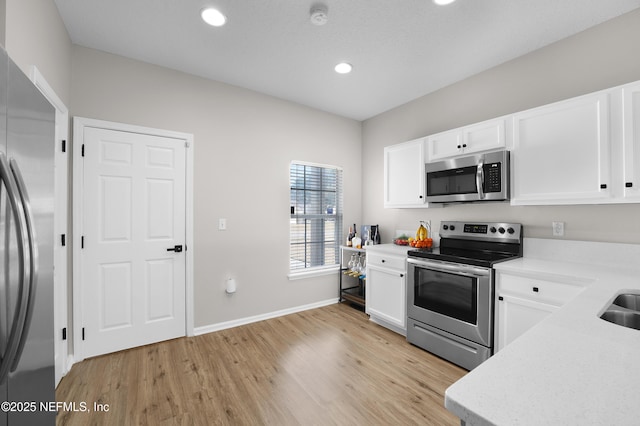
left=310, top=4, right=329, bottom=26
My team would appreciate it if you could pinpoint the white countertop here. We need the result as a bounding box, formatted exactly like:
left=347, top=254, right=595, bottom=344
left=445, top=239, right=640, bottom=425
left=361, top=243, right=414, bottom=256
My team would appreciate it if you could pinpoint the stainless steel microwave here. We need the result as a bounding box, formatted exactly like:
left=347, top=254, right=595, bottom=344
left=425, top=150, right=510, bottom=203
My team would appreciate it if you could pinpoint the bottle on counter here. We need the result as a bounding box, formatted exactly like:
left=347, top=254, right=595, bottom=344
left=352, top=231, right=361, bottom=249
left=346, top=225, right=353, bottom=247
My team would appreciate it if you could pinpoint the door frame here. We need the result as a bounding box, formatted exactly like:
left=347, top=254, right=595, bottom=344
left=71, top=117, right=194, bottom=363
left=30, top=66, right=70, bottom=385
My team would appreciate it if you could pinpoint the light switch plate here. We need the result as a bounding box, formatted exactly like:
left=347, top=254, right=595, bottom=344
left=219, top=218, right=227, bottom=231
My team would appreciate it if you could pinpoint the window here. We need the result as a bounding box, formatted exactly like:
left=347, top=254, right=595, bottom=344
left=289, top=162, right=343, bottom=276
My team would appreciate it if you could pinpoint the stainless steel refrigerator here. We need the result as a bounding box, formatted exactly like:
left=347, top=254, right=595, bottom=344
left=0, top=48, right=55, bottom=425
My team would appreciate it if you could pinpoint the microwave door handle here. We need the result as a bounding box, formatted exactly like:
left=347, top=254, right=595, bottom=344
left=476, top=162, right=485, bottom=199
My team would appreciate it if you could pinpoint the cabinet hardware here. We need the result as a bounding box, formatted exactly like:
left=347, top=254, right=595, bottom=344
left=533, top=287, right=539, bottom=292
left=600, top=184, right=607, bottom=189
left=498, top=296, right=504, bottom=301
left=400, top=274, right=404, bottom=278
left=626, top=182, right=633, bottom=188
left=462, top=144, right=467, bottom=148
left=381, top=259, right=385, bottom=263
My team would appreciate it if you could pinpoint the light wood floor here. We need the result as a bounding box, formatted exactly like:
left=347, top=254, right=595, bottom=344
left=56, top=303, right=466, bottom=425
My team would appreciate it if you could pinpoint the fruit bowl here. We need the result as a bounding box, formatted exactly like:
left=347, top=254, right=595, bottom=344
left=409, top=238, right=433, bottom=249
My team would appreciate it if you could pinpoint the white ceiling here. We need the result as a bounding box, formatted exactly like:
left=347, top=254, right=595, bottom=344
left=54, top=0, right=640, bottom=121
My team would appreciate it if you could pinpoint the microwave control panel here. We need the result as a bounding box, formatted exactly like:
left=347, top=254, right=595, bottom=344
left=484, top=162, right=502, bottom=193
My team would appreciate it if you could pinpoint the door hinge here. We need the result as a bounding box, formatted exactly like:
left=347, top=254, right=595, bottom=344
left=61, top=234, right=66, bottom=247
left=81, top=236, right=84, bottom=249
left=62, top=327, right=67, bottom=340
left=82, top=144, right=85, bottom=157
left=82, top=328, right=85, bottom=341
left=62, top=139, right=66, bottom=153
left=185, top=141, right=190, bottom=148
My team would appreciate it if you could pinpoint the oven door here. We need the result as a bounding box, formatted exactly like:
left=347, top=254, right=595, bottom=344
left=407, top=257, right=493, bottom=347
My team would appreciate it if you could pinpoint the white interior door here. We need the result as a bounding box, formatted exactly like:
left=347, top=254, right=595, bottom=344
left=80, top=127, right=186, bottom=358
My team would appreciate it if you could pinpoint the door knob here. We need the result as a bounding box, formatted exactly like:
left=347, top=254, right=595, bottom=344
left=167, top=245, right=183, bottom=253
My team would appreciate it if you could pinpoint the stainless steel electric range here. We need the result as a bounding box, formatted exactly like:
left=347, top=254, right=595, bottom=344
left=406, top=221, right=523, bottom=370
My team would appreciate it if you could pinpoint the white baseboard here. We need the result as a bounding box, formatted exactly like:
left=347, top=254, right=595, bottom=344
left=194, top=298, right=339, bottom=336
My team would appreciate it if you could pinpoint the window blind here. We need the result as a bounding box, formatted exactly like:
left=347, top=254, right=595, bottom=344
left=289, top=162, right=343, bottom=273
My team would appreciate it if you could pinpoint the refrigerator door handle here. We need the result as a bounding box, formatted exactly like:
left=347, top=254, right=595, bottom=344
left=9, top=158, right=39, bottom=372
left=0, top=153, right=30, bottom=383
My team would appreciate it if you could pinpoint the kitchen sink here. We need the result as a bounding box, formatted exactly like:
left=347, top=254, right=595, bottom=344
left=611, top=294, right=640, bottom=311
left=600, top=310, right=640, bottom=330
left=600, top=293, right=640, bottom=330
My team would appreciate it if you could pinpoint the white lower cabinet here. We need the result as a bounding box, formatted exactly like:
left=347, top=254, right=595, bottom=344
left=496, top=294, right=557, bottom=352
left=365, top=251, right=407, bottom=334
left=495, top=270, right=587, bottom=352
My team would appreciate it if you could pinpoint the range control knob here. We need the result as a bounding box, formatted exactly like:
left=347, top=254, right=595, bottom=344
left=490, top=226, right=497, bottom=233
left=498, top=227, right=506, bottom=234
left=507, top=227, right=515, bottom=234
left=450, top=225, right=456, bottom=231
left=443, top=225, right=449, bottom=230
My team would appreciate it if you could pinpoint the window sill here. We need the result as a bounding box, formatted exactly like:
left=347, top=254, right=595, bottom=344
left=288, top=266, right=339, bottom=281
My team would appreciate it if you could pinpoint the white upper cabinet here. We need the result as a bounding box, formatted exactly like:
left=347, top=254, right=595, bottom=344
left=384, top=138, right=428, bottom=208
left=427, top=128, right=462, bottom=160
left=511, top=91, right=613, bottom=205
left=622, top=82, right=640, bottom=200
left=427, top=117, right=506, bottom=161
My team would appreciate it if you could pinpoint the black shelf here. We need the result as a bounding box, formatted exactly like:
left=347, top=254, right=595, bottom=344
left=339, top=246, right=366, bottom=308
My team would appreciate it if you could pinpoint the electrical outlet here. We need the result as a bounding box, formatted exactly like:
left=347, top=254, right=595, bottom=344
left=218, top=218, right=227, bottom=231
left=552, top=221, right=564, bottom=237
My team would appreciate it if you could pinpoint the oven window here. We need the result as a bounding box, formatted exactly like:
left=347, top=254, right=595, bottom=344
left=414, top=267, right=477, bottom=324
left=427, top=166, right=478, bottom=195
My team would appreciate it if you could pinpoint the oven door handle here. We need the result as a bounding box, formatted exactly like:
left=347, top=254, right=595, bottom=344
left=408, top=257, right=490, bottom=277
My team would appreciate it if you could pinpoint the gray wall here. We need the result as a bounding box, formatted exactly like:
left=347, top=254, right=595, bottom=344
left=5, top=0, right=71, bottom=105
left=362, top=8, right=640, bottom=244
left=70, top=47, right=363, bottom=328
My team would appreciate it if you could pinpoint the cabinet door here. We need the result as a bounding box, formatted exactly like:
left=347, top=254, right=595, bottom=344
left=511, top=92, right=612, bottom=205
left=623, top=82, right=640, bottom=199
left=462, top=118, right=506, bottom=155
left=366, top=265, right=406, bottom=331
left=427, top=129, right=463, bottom=161
left=496, top=294, right=557, bottom=352
left=384, top=138, right=426, bottom=207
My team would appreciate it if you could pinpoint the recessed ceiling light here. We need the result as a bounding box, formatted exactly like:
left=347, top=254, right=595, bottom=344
left=201, top=7, right=226, bottom=27
left=335, top=63, right=353, bottom=74
left=433, top=0, right=456, bottom=5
